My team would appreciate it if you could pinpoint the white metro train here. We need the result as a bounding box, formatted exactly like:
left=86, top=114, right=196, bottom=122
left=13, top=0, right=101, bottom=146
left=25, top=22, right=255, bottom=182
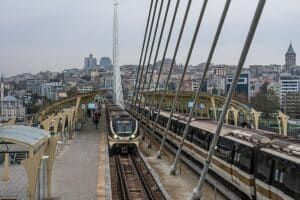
left=106, top=104, right=140, bottom=152
left=130, top=104, right=300, bottom=200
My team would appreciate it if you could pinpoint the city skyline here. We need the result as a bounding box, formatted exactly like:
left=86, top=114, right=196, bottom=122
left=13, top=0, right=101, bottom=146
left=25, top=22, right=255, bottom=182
left=0, top=0, right=299, bottom=76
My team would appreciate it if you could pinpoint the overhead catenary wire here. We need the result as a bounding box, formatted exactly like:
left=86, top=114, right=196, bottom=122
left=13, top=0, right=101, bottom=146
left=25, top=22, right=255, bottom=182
left=130, top=0, right=154, bottom=112
left=148, top=0, right=192, bottom=148
left=136, top=0, right=165, bottom=118
left=191, top=0, right=266, bottom=199
left=138, top=0, right=172, bottom=115
left=133, top=0, right=159, bottom=113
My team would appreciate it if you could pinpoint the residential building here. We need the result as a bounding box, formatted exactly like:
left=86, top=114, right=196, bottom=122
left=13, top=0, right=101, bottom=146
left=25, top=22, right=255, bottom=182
left=226, top=72, right=250, bottom=102
left=84, top=54, right=97, bottom=70
left=99, top=57, right=112, bottom=67
left=26, top=78, right=47, bottom=95
left=280, top=74, right=300, bottom=107
left=0, top=96, right=26, bottom=121
left=77, top=85, right=94, bottom=93
left=41, top=82, right=64, bottom=100
left=283, top=92, right=300, bottom=119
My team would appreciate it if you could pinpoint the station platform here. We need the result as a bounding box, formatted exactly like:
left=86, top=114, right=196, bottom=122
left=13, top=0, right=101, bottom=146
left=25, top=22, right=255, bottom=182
left=51, top=119, right=101, bottom=200
left=139, top=136, right=226, bottom=200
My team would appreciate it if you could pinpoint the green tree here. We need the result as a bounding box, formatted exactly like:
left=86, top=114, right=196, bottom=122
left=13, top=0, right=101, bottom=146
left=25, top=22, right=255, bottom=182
left=251, top=82, right=280, bottom=116
left=66, top=87, right=79, bottom=97
left=233, top=92, right=249, bottom=105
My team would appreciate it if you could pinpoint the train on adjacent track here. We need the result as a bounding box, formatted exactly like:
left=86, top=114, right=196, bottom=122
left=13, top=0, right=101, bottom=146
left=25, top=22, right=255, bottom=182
left=128, top=103, right=300, bottom=200
left=106, top=103, right=140, bottom=152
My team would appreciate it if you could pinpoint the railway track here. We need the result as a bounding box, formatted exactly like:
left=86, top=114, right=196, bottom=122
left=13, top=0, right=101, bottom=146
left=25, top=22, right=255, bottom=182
left=110, top=150, right=166, bottom=200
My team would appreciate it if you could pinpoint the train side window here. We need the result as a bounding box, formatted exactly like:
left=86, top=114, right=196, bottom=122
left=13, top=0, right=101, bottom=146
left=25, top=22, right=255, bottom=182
left=215, top=137, right=234, bottom=163
left=273, top=158, right=300, bottom=199
left=233, top=143, right=253, bottom=173
left=254, top=151, right=272, bottom=184
left=192, top=130, right=210, bottom=150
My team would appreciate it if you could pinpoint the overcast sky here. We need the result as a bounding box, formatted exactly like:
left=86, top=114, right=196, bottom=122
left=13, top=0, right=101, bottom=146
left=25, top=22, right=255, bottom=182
left=0, top=0, right=299, bottom=76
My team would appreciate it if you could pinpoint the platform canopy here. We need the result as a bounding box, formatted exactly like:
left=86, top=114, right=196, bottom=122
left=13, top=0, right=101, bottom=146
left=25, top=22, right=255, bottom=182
left=0, top=125, right=49, bottom=152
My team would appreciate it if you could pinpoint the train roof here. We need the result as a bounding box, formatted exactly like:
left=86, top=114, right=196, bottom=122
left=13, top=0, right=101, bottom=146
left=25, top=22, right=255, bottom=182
left=154, top=109, right=300, bottom=159
left=111, top=111, right=130, bottom=118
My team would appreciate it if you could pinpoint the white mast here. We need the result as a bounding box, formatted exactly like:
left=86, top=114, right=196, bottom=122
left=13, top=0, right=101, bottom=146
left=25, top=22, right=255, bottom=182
left=113, top=0, right=124, bottom=108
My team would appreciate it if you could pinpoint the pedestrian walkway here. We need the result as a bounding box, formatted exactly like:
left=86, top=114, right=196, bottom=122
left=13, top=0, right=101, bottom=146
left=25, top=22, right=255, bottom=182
left=51, top=118, right=101, bottom=200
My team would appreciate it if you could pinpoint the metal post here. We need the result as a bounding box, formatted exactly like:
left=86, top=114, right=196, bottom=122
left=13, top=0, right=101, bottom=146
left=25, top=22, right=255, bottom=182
left=148, top=0, right=192, bottom=148
left=136, top=0, right=165, bottom=117
left=191, top=0, right=266, bottom=199
left=131, top=0, right=154, bottom=113
left=158, top=0, right=210, bottom=161
left=134, top=0, right=159, bottom=112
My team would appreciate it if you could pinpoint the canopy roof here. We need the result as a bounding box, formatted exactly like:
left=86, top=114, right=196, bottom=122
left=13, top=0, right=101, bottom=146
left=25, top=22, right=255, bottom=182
left=0, top=125, right=49, bottom=148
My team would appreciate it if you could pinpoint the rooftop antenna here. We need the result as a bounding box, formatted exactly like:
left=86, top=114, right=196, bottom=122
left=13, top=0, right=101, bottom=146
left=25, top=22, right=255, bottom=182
left=113, top=0, right=124, bottom=108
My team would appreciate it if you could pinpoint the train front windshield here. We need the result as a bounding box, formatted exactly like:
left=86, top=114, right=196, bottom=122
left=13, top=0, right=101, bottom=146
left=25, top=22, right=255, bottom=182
left=114, top=120, right=134, bottom=137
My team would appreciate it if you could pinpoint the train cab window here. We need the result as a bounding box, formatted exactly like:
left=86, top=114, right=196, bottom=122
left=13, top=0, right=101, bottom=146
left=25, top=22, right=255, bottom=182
left=214, top=137, right=234, bottom=163
left=233, top=143, right=253, bottom=173
left=192, top=130, right=210, bottom=150
left=272, top=158, right=300, bottom=199
left=113, top=120, right=135, bottom=137
left=254, top=151, right=272, bottom=184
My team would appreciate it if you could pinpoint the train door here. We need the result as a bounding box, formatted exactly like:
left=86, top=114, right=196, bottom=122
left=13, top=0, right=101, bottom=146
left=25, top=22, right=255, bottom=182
left=270, top=158, right=297, bottom=200
left=231, top=144, right=240, bottom=186
left=254, top=149, right=274, bottom=200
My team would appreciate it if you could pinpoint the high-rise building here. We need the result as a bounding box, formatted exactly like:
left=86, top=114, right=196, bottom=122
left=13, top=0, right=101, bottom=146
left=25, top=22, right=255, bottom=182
left=99, top=57, right=112, bottom=67
left=283, top=92, right=300, bottom=118
left=84, top=54, right=97, bottom=69
left=285, top=42, right=296, bottom=67
left=226, top=72, right=250, bottom=102
left=280, top=74, right=300, bottom=107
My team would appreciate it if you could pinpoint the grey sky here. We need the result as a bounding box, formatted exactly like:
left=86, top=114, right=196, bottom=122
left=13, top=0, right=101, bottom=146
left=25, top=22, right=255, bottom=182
left=0, top=0, right=299, bottom=76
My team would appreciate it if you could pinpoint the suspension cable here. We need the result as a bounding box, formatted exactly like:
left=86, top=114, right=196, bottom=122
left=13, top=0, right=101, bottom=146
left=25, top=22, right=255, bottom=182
left=168, top=0, right=230, bottom=173
left=136, top=0, right=165, bottom=118
left=133, top=0, right=159, bottom=113
left=130, top=0, right=154, bottom=112
left=138, top=0, right=172, bottom=116
left=192, top=1, right=266, bottom=199
left=148, top=0, right=192, bottom=148
left=148, top=0, right=180, bottom=114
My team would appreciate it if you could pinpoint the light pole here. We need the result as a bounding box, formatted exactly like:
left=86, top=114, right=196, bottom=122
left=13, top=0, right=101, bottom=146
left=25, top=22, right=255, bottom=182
left=41, top=155, right=49, bottom=199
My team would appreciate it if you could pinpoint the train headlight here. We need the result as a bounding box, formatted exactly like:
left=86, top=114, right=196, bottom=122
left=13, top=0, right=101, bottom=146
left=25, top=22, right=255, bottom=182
left=113, top=135, right=118, bottom=139
left=130, top=134, right=136, bottom=139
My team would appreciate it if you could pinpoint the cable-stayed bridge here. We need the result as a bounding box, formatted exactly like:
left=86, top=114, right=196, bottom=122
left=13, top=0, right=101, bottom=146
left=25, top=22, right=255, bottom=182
left=1, top=1, right=299, bottom=200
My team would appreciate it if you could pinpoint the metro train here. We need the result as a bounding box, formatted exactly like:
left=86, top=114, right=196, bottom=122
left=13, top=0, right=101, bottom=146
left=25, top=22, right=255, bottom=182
left=128, top=104, right=300, bottom=200
left=106, top=103, right=140, bottom=152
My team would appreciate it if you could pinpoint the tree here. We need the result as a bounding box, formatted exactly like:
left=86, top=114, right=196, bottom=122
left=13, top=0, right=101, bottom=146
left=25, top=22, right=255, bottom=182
left=251, top=82, right=280, bottom=116
left=66, top=87, right=79, bottom=97
left=212, top=87, right=218, bottom=95
left=233, top=92, right=249, bottom=105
